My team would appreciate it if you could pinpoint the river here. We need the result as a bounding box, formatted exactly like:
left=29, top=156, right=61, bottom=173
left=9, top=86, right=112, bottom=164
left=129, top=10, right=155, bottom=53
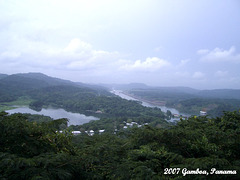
left=6, top=106, right=99, bottom=126
left=111, top=90, right=189, bottom=121
left=6, top=90, right=187, bottom=125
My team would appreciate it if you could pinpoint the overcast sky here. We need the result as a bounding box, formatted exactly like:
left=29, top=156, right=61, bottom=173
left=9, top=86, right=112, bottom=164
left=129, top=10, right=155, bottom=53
left=0, top=0, right=240, bottom=89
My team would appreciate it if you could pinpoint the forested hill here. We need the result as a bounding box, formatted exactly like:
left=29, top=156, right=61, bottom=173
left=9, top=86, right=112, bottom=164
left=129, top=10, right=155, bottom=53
left=105, top=84, right=240, bottom=100
left=0, top=73, right=8, bottom=79
left=124, top=87, right=240, bottom=117
left=0, top=73, right=167, bottom=129
left=0, top=72, right=112, bottom=101
left=0, top=72, right=110, bottom=93
left=1, top=73, right=240, bottom=179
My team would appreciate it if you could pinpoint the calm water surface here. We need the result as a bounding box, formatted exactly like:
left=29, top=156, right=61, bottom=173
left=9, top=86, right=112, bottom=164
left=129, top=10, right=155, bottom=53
left=111, top=90, right=189, bottom=120
left=6, top=106, right=99, bottom=126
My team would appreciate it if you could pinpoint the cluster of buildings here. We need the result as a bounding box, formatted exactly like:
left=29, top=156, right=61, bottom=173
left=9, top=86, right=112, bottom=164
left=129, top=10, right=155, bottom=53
left=57, top=129, right=105, bottom=136
left=57, top=121, right=150, bottom=136
left=59, top=111, right=207, bottom=137
left=123, top=121, right=148, bottom=129
left=171, top=110, right=208, bottom=119
left=72, top=129, right=105, bottom=136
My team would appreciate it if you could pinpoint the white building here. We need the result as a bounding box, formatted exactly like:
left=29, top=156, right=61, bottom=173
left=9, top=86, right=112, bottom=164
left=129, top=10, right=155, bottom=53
left=200, top=111, right=207, bottom=116
left=89, top=130, right=94, bottom=136
left=99, top=129, right=105, bottom=134
left=72, top=131, right=81, bottom=135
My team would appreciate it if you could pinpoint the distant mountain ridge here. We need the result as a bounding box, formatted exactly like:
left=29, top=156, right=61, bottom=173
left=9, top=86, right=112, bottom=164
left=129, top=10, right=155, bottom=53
left=15, top=72, right=76, bottom=86
left=1, top=72, right=240, bottom=100
left=0, top=72, right=109, bottom=91
left=0, top=74, right=8, bottom=79
left=1, top=72, right=239, bottom=118
left=0, top=72, right=111, bottom=102
left=103, top=83, right=240, bottom=100
left=198, top=89, right=240, bottom=99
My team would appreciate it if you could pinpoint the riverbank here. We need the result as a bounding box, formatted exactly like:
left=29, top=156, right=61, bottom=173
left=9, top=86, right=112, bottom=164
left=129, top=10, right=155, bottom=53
left=0, top=96, right=33, bottom=112
left=111, top=90, right=190, bottom=119
left=0, top=104, right=16, bottom=111
left=122, top=91, right=166, bottom=106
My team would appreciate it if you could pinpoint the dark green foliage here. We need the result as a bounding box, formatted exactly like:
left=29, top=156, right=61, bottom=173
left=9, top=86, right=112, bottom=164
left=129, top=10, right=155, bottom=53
left=1, top=110, right=240, bottom=179
left=72, top=133, right=131, bottom=179
left=0, top=113, right=72, bottom=157
left=73, top=116, right=169, bottom=132
left=0, top=75, right=49, bottom=102
left=29, top=100, right=45, bottom=111
left=0, top=73, right=167, bottom=131
left=0, top=152, right=76, bottom=180
left=24, top=114, right=53, bottom=123
left=175, top=98, right=240, bottom=117
left=28, top=85, right=166, bottom=119
left=0, top=112, right=85, bottom=180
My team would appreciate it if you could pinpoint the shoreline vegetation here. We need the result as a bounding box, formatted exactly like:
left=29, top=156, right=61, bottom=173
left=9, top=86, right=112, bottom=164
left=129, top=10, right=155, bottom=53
left=1, top=110, right=240, bottom=179
left=0, top=73, right=240, bottom=179
left=1, top=73, right=239, bottom=119
left=121, top=89, right=240, bottom=117
left=118, top=90, right=192, bottom=116
left=0, top=96, right=33, bottom=111
left=121, top=91, right=167, bottom=106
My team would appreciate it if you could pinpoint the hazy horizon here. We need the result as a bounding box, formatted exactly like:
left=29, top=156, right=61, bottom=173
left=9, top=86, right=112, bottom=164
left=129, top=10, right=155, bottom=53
left=2, top=71, right=240, bottom=91
left=1, top=0, right=240, bottom=89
